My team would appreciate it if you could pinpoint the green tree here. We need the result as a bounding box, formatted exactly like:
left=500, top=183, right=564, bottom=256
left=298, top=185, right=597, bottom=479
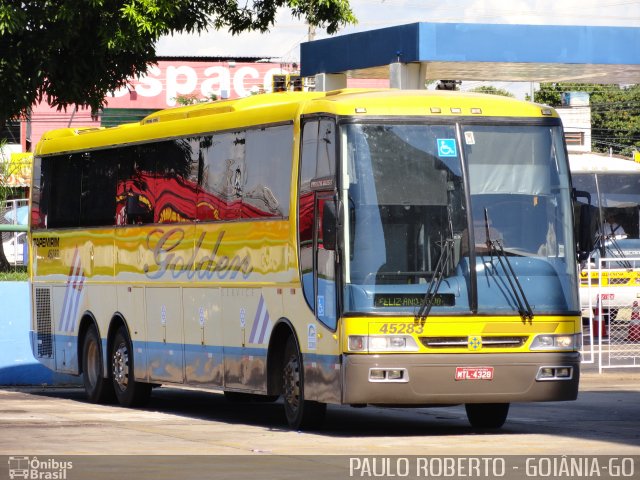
left=469, top=85, right=514, bottom=97
left=534, top=83, right=640, bottom=156
left=0, top=0, right=355, bottom=127
left=533, top=83, right=606, bottom=106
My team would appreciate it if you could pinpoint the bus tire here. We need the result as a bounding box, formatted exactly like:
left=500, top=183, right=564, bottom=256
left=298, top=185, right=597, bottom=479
left=282, top=334, right=326, bottom=430
left=465, top=403, right=509, bottom=429
left=82, top=324, right=115, bottom=403
left=111, top=326, right=151, bottom=408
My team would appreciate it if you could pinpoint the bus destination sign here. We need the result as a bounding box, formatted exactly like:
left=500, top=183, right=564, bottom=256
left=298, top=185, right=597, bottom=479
left=374, top=293, right=455, bottom=308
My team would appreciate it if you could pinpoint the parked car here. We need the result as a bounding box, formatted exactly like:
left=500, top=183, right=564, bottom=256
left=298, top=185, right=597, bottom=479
left=2, top=232, right=26, bottom=264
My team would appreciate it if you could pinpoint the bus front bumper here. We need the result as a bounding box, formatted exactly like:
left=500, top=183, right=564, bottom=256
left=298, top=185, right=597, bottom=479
left=342, top=352, right=580, bottom=405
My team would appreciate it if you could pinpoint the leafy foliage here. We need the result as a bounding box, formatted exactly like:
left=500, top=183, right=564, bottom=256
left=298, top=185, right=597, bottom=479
left=0, top=0, right=355, bottom=125
left=534, top=83, right=640, bottom=156
left=469, top=86, right=514, bottom=97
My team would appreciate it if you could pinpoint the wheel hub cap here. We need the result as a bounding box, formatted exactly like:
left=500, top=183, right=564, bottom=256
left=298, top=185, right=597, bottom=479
left=113, top=343, right=129, bottom=390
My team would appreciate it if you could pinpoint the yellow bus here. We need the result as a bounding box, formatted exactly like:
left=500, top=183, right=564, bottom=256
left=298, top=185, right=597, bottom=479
left=29, top=89, right=581, bottom=430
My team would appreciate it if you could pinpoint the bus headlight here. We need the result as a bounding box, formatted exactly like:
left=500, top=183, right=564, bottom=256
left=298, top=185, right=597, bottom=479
left=348, top=335, right=419, bottom=352
left=530, top=334, right=581, bottom=351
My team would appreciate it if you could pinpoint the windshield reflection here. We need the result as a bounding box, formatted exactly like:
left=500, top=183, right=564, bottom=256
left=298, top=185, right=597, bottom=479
left=342, top=122, right=578, bottom=316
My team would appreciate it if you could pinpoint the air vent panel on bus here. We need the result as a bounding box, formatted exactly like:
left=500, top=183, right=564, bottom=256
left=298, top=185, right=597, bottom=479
left=35, top=288, right=53, bottom=358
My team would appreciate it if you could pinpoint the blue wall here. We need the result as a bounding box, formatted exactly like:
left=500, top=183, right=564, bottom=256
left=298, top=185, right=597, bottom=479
left=0, top=281, right=80, bottom=385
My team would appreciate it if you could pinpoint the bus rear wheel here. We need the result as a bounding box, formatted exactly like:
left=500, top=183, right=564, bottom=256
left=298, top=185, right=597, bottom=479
left=111, top=326, right=151, bottom=408
left=465, top=403, right=510, bottom=429
left=82, top=324, right=115, bottom=403
left=282, top=335, right=326, bottom=430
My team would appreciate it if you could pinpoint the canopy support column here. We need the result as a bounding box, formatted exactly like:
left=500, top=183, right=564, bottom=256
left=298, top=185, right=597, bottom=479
left=390, top=62, right=428, bottom=89
left=314, top=73, right=347, bottom=92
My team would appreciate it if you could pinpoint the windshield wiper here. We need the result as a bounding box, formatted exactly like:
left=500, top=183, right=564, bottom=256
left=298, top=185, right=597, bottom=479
left=483, top=209, right=534, bottom=321
left=416, top=205, right=455, bottom=322
left=416, top=238, right=454, bottom=322
left=596, top=225, right=632, bottom=269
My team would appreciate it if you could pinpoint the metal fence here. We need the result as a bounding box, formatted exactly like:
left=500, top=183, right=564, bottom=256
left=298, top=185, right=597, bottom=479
left=584, top=257, right=640, bottom=373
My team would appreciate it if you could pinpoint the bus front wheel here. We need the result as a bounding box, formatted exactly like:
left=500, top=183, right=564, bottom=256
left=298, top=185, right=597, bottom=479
left=282, top=335, right=326, bottom=430
left=82, top=324, right=115, bottom=403
left=111, top=326, right=151, bottom=408
left=465, top=403, right=510, bottom=429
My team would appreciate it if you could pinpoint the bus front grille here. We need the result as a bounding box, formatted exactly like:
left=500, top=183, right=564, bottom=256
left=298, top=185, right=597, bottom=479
left=420, top=336, right=528, bottom=349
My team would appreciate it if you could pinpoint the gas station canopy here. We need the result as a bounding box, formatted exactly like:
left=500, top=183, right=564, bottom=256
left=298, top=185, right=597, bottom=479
left=300, top=23, right=640, bottom=89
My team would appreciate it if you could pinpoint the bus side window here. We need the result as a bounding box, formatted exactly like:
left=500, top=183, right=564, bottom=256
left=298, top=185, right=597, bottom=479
left=154, top=139, right=198, bottom=223
left=125, top=191, right=154, bottom=225
left=243, top=125, right=292, bottom=218
left=198, top=131, right=244, bottom=221
left=46, top=154, right=82, bottom=228
left=79, top=150, right=117, bottom=227
left=116, top=146, right=156, bottom=225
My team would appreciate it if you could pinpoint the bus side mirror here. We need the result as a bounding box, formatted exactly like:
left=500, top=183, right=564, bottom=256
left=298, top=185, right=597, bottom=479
left=322, top=200, right=337, bottom=251
left=573, top=189, right=591, bottom=204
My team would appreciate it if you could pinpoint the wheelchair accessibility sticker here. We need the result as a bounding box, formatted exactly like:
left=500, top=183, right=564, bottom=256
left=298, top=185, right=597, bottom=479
left=437, top=138, right=457, bottom=157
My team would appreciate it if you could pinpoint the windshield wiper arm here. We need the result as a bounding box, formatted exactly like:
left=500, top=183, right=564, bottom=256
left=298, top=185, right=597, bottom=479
left=416, top=238, right=454, bottom=322
left=599, top=228, right=632, bottom=269
left=416, top=203, right=457, bottom=322
left=483, top=209, right=534, bottom=321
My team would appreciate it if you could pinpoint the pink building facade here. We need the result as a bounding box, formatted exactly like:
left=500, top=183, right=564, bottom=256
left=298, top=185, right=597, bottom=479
left=24, top=58, right=389, bottom=151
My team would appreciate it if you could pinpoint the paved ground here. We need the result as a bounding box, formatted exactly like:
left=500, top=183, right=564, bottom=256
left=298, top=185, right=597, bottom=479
left=1, top=367, right=639, bottom=479
left=0, top=368, right=639, bottom=457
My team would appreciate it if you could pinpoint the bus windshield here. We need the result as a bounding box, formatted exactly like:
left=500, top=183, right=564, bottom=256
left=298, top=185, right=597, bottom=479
left=342, top=122, right=578, bottom=316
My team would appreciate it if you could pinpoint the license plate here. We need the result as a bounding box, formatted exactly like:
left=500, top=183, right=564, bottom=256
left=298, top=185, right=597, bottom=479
left=455, top=367, right=494, bottom=381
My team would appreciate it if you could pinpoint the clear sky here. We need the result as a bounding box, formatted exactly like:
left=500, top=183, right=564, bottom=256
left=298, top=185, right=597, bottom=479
left=156, top=0, right=640, bottom=98
left=157, top=0, right=640, bottom=60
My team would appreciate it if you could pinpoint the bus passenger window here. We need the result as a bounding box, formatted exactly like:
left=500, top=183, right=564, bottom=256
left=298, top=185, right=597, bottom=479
left=154, top=139, right=199, bottom=223
left=243, top=125, right=292, bottom=218
left=79, top=150, right=117, bottom=227
left=198, top=131, right=244, bottom=221
left=46, top=155, right=82, bottom=228
left=124, top=191, right=154, bottom=225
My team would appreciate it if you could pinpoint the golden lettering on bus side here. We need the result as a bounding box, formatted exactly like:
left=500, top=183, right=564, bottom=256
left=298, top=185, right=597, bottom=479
left=143, top=227, right=253, bottom=280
